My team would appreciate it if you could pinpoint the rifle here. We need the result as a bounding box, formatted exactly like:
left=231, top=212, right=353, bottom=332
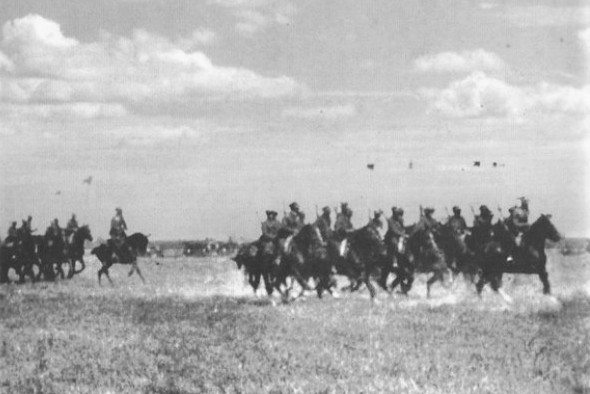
left=445, top=206, right=451, bottom=220
left=419, top=204, right=424, bottom=217
left=315, top=204, right=319, bottom=219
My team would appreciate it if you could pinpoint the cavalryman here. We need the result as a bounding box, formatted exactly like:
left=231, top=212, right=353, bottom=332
left=6, top=221, right=18, bottom=245
left=334, top=202, right=354, bottom=238
left=507, top=197, right=530, bottom=237
left=110, top=208, right=127, bottom=247
left=45, top=219, right=63, bottom=243
left=471, top=205, right=494, bottom=247
left=385, top=207, right=407, bottom=255
left=447, top=206, right=467, bottom=235
left=314, top=206, right=332, bottom=241
left=415, top=207, right=440, bottom=235
left=282, top=202, right=305, bottom=235
left=367, top=210, right=384, bottom=231
left=65, top=214, right=79, bottom=243
left=260, top=210, right=282, bottom=241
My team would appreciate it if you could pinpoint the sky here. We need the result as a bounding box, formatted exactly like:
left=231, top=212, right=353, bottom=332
left=0, top=0, right=588, bottom=241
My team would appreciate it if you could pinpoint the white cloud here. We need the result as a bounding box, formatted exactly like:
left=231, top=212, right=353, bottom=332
left=415, top=50, right=505, bottom=73
left=210, top=0, right=295, bottom=35
left=423, top=72, right=590, bottom=119
left=0, top=14, right=299, bottom=116
left=282, top=104, right=357, bottom=120
left=105, top=123, right=212, bottom=146
left=580, top=28, right=590, bottom=80
left=496, top=6, right=590, bottom=27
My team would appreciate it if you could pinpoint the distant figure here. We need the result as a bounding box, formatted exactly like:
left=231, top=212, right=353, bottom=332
left=110, top=208, right=127, bottom=246
left=282, top=202, right=305, bottom=236
left=46, top=218, right=63, bottom=239
left=6, top=221, right=18, bottom=244
left=447, top=206, right=467, bottom=235
left=334, top=202, right=354, bottom=238
left=260, top=210, right=281, bottom=242
left=415, top=207, right=440, bottom=235
left=65, top=214, right=79, bottom=243
left=385, top=207, right=407, bottom=254
left=367, top=210, right=383, bottom=231
left=314, top=206, right=333, bottom=241
left=471, top=205, right=494, bottom=248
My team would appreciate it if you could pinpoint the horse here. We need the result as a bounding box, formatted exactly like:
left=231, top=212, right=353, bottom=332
left=0, top=239, right=27, bottom=284
left=337, top=224, right=388, bottom=301
left=92, top=233, right=149, bottom=284
left=39, top=230, right=68, bottom=281
left=389, top=228, right=450, bottom=298
left=476, top=215, right=561, bottom=297
left=436, top=223, right=478, bottom=283
left=232, top=241, right=276, bottom=297
left=273, top=224, right=333, bottom=300
left=65, top=226, right=93, bottom=278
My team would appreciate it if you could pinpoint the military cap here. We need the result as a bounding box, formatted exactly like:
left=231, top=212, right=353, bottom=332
left=115, top=207, right=122, bottom=213
left=266, top=210, right=278, bottom=217
left=289, top=202, right=299, bottom=210
left=322, top=206, right=331, bottom=213
left=391, top=206, right=397, bottom=212
left=396, top=207, right=404, bottom=215
left=424, top=207, right=435, bottom=214
left=452, top=206, right=461, bottom=212
left=340, top=202, right=348, bottom=209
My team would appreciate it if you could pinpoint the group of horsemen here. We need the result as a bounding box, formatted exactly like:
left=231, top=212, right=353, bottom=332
left=257, top=197, right=532, bottom=262
left=4, top=208, right=130, bottom=259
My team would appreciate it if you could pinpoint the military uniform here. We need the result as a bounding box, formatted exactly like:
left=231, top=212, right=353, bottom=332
left=65, top=215, right=79, bottom=243
left=415, top=208, right=440, bottom=234
left=448, top=209, right=467, bottom=234
left=314, top=207, right=332, bottom=241
left=385, top=208, right=406, bottom=254
left=282, top=204, right=305, bottom=235
left=334, top=210, right=354, bottom=237
left=260, top=215, right=282, bottom=241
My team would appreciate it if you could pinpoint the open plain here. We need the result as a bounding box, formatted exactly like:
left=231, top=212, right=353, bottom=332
left=1, top=250, right=589, bottom=394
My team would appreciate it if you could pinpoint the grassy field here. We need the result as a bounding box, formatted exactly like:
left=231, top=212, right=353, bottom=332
left=1, top=251, right=589, bottom=394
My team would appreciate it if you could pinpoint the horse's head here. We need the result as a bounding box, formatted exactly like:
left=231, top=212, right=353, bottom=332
left=531, top=214, right=561, bottom=243
left=77, top=225, right=93, bottom=242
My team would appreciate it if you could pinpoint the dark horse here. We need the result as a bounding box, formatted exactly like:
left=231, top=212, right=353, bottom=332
left=92, top=232, right=149, bottom=284
left=476, top=215, right=560, bottom=297
left=389, top=228, right=450, bottom=298
left=232, top=242, right=276, bottom=297
left=0, top=238, right=34, bottom=284
left=65, top=225, right=93, bottom=278
left=273, top=225, right=332, bottom=300
left=337, top=225, right=387, bottom=301
left=437, top=223, right=478, bottom=283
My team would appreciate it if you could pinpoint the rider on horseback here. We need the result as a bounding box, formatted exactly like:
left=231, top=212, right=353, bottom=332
left=447, top=206, right=467, bottom=235
left=314, top=206, right=333, bottom=242
left=385, top=207, right=407, bottom=256
left=367, top=210, right=384, bottom=231
left=415, top=207, right=440, bottom=236
left=506, top=197, right=530, bottom=242
left=282, top=202, right=305, bottom=236
left=65, top=214, right=79, bottom=245
left=109, top=208, right=130, bottom=260
left=334, top=203, right=354, bottom=239
left=5, top=221, right=18, bottom=247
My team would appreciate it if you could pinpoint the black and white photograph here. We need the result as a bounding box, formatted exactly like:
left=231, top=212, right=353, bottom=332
left=0, top=1, right=589, bottom=393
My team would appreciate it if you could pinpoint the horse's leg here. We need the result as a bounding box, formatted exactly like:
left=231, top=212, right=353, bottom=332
left=362, top=268, right=378, bottom=303
left=426, top=271, right=443, bottom=298
left=133, top=262, right=146, bottom=283
left=263, top=271, right=274, bottom=296
left=538, top=257, right=551, bottom=294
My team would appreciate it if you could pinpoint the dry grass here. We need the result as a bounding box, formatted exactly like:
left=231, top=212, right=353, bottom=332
left=0, top=252, right=589, bottom=393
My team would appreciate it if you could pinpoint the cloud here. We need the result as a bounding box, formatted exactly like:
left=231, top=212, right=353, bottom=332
left=422, top=72, right=590, bottom=119
left=282, top=104, right=357, bottom=120
left=209, top=0, right=295, bottom=35
left=105, top=123, right=213, bottom=146
left=488, top=5, right=590, bottom=27
left=0, top=14, right=299, bottom=118
left=414, top=50, right=505, bottom=73
left=580, top=28, right=590, bottom=80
